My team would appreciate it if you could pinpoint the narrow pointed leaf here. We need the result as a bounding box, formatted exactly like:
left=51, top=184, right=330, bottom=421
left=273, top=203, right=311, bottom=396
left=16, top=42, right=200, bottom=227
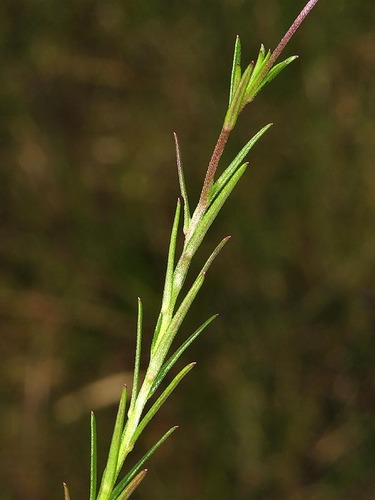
left=151, top=311, right=163, bottom=353
left=63, top=483, right=71, bottom=500
left=98, top=386, right=127, bottom=497
left=244, top=47, right=271, bottom=104
left=224, top=61, right=254, bottom=129
left=229, top=35, right=242, bottom=105
left=202, top=236, right=231, bottom=275
left=129, top=298, right=143, bottom=414
left=90, top=411, right=97, bottom=500
left=154, top=272, right=205, bottom=356
left=174, top=133, right=191, bottom=234
left=152, top=199, right=181, bottom=354
left=109, top=427, right=178, bottom=500
left=163, top=198, right=181, bottom=311
left=150, top=314, right=217, bottom=397
left=159, top=236, right=227, bottom=355
left=118, top=469, right=148, bottom=500
left=131, top=364, right=195, bottom=446
left=161, top=198, right=181, bottom=316
left=211, top=123, right=272, bottom=201
left=257, top=55, right=298, bottom=92
left=251, top=44, right=267, bottom=78
left=185, top=163, right=248, bottom=258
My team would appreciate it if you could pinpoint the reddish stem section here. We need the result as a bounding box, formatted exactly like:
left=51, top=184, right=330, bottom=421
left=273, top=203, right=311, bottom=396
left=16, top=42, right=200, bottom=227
left=265, top=0, right=320, bottom=75
left=198, top=126, right=231, bottom=209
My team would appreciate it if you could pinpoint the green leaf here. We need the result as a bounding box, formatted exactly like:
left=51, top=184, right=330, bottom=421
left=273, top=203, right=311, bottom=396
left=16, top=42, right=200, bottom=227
left=109, top=427, right=178, bottom=500
left=256, top=55, right=298, bottom=92
left=185, top=163, right=248, bottom=258
left=152, top=199, right=181, bottom=353
left=162, top=198, right=181, bottom=315
left=210, top=123, right=272, bottom=201
left=150, top=314, right=218, bottom=397
left=174, top=133, right=191, bottom=235
left=156, top=235, right=228, bottom=358
left=153, top=272, right=206, bottom=357
left=63, top=483, right=71, bottom=500
left=224, top=61, right=254, bottom=129
left=243, top=46, right=271, bottom=104
left=151, top=311, right=163, bottom=353
left=252, top=43, right=271, bottom=80
left=131, top=364, right=195, bottom=446
left=97, top=386, right=127, bottom=497
left=90, top=411, right=97, bottom=500
left=202, top=236, right=231, bottom=274
left=229, top=35, right=242, bottom=105
left=117, top=469, right=148, bottom=500
left=129, top=298, right=143, bottom=415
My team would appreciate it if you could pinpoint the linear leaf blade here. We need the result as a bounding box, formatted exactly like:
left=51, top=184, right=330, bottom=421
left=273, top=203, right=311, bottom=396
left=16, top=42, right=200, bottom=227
left=161, top=198, right=181, bottom=316
left=229, top=35, right=242, bottom=105
left=97, top=386, right=127, bottom=497
left=152, top=199, right=181, bottom=353
left=63, top=483, right=71, bottom=500
left=211, top=123, right=272, bottom=201
left=250, top=44, right=268, bottom=80
left=224, top=61, right=254, bottom=129
left=185, top=163, right=248, bottom=258
left=131, top=363, right=195, bottom=446
left=174, top=133, right=191, bottom=234
left=118, top=469, right=148, bottom=500
left=150, top=314, right=217, bottom=397
left=257, top=55, right=298, bottom=92
left=154, top=272, right=206, bottom=356
left=109, top=427, right=178, bottom=500
left=244, top=46, right=271, bottom=103
left=129, top=298, right=143, bottom=414
left=90, top=411, right=97, bottom=500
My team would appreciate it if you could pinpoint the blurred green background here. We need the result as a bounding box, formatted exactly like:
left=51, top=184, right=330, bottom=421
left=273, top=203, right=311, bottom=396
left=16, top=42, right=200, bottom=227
left=1, top=0, right=374, bottom=499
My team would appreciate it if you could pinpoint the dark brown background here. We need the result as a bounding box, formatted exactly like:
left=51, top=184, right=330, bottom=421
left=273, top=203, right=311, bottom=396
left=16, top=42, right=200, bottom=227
left=1, top=0, right=374, bottom=498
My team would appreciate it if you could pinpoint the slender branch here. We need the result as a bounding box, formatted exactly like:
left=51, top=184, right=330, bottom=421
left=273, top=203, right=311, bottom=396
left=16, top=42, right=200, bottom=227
left=198, top=125, right=231, bottom=210
left=264, top=0, right=320, bottom=76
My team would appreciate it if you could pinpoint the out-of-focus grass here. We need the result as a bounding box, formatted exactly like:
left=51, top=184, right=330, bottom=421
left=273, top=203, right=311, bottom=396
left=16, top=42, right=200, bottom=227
left=0, top=1, right=374, bottom=498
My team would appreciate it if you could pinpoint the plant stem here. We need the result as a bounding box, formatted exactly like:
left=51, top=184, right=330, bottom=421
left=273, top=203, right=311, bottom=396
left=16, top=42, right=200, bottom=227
left=262, top=0, right=320, bottom=78
left=186, top=125, right=231, bottom=242
left=199, top=125, right=231, bottom=210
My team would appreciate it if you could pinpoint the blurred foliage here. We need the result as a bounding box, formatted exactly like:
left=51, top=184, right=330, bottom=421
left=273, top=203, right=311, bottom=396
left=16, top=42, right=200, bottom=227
left=0, top=0, right=374, bottom=499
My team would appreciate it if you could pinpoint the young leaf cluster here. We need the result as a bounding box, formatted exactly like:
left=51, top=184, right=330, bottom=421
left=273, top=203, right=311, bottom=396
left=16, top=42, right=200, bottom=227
left=225, top=37, right=297, bottom=130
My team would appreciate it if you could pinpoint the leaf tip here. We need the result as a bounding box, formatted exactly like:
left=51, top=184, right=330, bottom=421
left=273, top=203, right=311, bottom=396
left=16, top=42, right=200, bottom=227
left=63, top=482, right=70, bottom=500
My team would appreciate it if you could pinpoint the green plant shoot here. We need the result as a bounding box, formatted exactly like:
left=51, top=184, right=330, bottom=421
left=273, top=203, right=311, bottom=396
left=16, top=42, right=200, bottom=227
left=63, top=1, right=320, bottom=498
